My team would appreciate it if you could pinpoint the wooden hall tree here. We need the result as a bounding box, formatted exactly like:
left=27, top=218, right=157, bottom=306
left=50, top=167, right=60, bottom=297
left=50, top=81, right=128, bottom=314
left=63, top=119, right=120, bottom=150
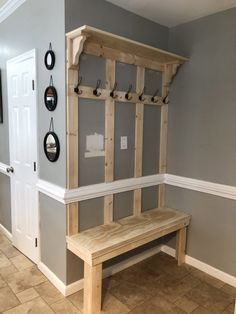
left=66, top=25, right=189, bottom=314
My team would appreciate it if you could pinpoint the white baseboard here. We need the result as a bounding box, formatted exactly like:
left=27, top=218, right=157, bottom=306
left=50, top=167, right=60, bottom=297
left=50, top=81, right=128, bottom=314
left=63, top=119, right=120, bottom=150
left=0, top=224, right=12, bottom=241
left=65, top=278, right=84, bottom=296
left=39, top=245, right=162, bottom=296
left=161, top=245, right=236, bottom=288
left=39, top=244, right=236, bottom=296
left=38, top=262, right=68, bottom=296
left=161, top=244, right=176, bottom=257
left=12, top=242, right=236, bottom=297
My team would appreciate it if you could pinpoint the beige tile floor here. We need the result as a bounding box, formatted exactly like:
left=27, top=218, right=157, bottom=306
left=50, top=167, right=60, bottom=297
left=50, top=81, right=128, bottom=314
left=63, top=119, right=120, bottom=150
left=0, top=231, right=235, bottom=313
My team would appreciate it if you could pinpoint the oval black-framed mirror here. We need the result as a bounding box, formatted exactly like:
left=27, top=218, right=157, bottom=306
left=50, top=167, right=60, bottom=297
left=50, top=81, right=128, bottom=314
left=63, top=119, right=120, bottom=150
left=44, top=131, right=60, bottom=162
left=44, top=48, right=55, bottom=70
left=44, top=86, right=58, bottom=111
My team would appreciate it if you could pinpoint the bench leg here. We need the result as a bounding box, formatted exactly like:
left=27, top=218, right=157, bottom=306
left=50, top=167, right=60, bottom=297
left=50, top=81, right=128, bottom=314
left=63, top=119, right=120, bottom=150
left=84, top=262, right=102, bottom=314
left=176, top=227, right=186, bottom=266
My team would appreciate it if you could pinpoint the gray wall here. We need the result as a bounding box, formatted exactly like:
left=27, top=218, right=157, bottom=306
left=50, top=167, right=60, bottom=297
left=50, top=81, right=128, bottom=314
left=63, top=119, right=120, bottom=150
left=166, top=8, right=236, bottom=277
left=65, top=0, right=168, bottom=48
left=40, top=194, right=67, bottom=283
left=0, top=0, right=67, bottom=282
left=168, top=8, right=236, bottom=186
left=166, top=186, right=236, bottom=277
left=0, top=174, right=11, bottom=232
left=0, top=0, right=66, bottom=186
left=65, top=0, right=169, bottom=284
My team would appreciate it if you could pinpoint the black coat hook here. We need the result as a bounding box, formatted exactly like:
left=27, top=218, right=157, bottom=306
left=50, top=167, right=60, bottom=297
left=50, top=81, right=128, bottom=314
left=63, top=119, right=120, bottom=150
left=93, top=79, right=102, bottom=97
left=125, top=84, right=133, bottom=101
left=151, top=89, right=159, bottom=103
left=139, top=87, right=146, bottom=102
left=74, top=76, right=82, bottom=95
left=163, top=94, right=169, bottom=104
left=110, top=82, right=118, bottom=99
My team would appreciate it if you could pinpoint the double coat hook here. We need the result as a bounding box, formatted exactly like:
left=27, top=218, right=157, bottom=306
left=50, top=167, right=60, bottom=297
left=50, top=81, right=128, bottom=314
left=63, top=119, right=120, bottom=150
left=151, top=89, right=159, bottom=103
left=74, top=76, right=82, bottom=95
left=93, top=79, right=102, bottom=97
left=163, top=94, right=169, bottom=104
left=110, top=82, right=118, bottom=99
left=139, top=87, right=146, bottom=102
left=125, top=84, right=133, bottom=101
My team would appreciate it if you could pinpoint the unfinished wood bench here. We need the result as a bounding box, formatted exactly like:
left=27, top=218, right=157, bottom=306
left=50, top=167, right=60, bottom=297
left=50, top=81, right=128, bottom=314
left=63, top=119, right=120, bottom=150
left=67, top=207, right=191, bottom=314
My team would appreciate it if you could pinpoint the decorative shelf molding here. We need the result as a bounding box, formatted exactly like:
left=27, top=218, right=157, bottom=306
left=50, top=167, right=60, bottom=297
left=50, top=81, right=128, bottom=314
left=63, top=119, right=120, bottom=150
left=67, top=25, right=188, bottom=69
left=165, top=173, right=236, bottom=201
left=0, top=0, right=26, bottom=23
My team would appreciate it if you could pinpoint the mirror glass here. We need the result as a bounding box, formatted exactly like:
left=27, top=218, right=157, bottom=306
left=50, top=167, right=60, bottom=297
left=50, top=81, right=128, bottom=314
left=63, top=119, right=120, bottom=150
left=47, top=53, right=52, bottom=66
left=44, top=50, right=55, bottom=70
left=44, top=86, right=57, bottom=111
left=44, top=132, right=60, bottom=162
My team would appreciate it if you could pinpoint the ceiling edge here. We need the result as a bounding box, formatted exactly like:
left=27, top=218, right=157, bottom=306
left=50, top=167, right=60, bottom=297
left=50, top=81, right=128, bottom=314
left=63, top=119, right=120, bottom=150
left=0, top=0, right=26, bottom=24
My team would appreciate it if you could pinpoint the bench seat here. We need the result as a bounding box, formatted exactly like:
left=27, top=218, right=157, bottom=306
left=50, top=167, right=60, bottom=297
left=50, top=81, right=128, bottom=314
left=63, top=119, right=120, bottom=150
left=67, top=207, right=191, bottom=314
left=67, top=207, right=191, bottom=266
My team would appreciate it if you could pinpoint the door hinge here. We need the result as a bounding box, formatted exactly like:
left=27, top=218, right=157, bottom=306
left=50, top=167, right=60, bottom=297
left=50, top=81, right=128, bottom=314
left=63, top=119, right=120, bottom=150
left=33, top=162, right=36, bottom=172
left=32, top=80, right=35, bottom=91
left=35, top=238, right=38, bottom=248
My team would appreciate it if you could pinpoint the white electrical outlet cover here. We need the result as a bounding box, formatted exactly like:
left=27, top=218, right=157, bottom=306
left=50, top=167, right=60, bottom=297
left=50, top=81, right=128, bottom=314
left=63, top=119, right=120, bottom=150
left=120, top=136, right=128, bottom=150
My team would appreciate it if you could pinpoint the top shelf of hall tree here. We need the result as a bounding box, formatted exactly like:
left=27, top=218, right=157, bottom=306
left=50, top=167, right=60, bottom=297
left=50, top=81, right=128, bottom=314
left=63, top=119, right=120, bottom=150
left=66, top=25, right=188, bottom=69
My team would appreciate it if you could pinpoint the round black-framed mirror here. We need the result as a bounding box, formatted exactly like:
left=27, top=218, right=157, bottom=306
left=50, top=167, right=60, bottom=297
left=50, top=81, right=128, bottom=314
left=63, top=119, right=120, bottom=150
left=44, top=50, right=55, bottom=70
left=44, top=131, right=60, bottom=162
left=44, top=86, right=58, bottom=111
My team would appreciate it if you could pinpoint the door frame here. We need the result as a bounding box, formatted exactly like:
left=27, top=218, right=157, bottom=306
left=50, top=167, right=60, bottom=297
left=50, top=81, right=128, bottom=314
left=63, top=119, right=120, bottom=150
left=7, top=49, right=39, bottom=264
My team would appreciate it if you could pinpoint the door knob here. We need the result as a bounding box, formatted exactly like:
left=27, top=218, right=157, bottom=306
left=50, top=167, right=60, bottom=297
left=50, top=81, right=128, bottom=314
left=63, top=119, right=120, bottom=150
left=6, top=166, right=14, bottom=173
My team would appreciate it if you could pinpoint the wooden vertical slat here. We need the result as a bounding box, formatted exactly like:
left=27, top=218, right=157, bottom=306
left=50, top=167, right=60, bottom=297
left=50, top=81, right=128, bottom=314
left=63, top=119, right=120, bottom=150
left=84, top=262, right=102, bottom=314
left=158, top=64, right=173, bottom=208
left=176, top=227, right=187, bottom=266
left=66, top=36, right=86, bottom=235
left=104, top=59, right=115, bottom=224
left=133, top=66, right=145, bottom=216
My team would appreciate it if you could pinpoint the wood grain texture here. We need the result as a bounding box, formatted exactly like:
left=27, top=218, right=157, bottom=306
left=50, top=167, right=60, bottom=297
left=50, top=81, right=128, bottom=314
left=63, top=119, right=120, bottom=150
left=105, top=60, right=115, bottom=182
left=104, top=194, right=113, bottom=224
left=77, top=85, right=163, bottom=105
left=84, top=42, right=164, bottom=72
left=84, top=262, right=102, bottom=314
left=72, top=36, right=87, bottom=66
left=104, top=59, right=115, bottom=225
left=158, top=64, right=173, bottom=208
left=176, top=227, right=187, bottom=266
left=133, top=67, right=145, bottom=216
left=67, top=207, right=191, bottom=266
left=67, top=36, right=80, bottom=235
left=67, top=25, right=188, bottom=65
left=67, top=36, right=86, bottom=235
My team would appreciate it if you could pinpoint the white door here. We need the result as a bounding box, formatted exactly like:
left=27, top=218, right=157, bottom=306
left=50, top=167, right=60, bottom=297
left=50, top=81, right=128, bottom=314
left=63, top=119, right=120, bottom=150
left=7, top=50, right=38, bottom=263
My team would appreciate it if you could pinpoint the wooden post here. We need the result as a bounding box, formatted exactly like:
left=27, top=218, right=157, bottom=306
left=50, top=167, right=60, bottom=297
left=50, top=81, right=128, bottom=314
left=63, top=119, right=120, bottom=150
left=66, top=36, right=86, bottom=235
left=133, top=66, right=145, bottom=216
left=84, top=262, right=102, bottom=314
left=158, top=64, right=173, bottom=208
left=104, top=59, right=115, bottom=224
left=176, top=227, right=187, bottom=266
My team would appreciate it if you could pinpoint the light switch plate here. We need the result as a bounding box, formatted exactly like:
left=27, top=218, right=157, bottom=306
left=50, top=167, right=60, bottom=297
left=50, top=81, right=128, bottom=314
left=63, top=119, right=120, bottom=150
left=120, top=136, right=128, bottom=150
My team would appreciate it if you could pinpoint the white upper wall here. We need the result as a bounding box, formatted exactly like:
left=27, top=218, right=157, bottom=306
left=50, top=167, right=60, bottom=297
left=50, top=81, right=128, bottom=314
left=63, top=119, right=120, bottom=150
left=106, top=0, right=236, bottom=27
